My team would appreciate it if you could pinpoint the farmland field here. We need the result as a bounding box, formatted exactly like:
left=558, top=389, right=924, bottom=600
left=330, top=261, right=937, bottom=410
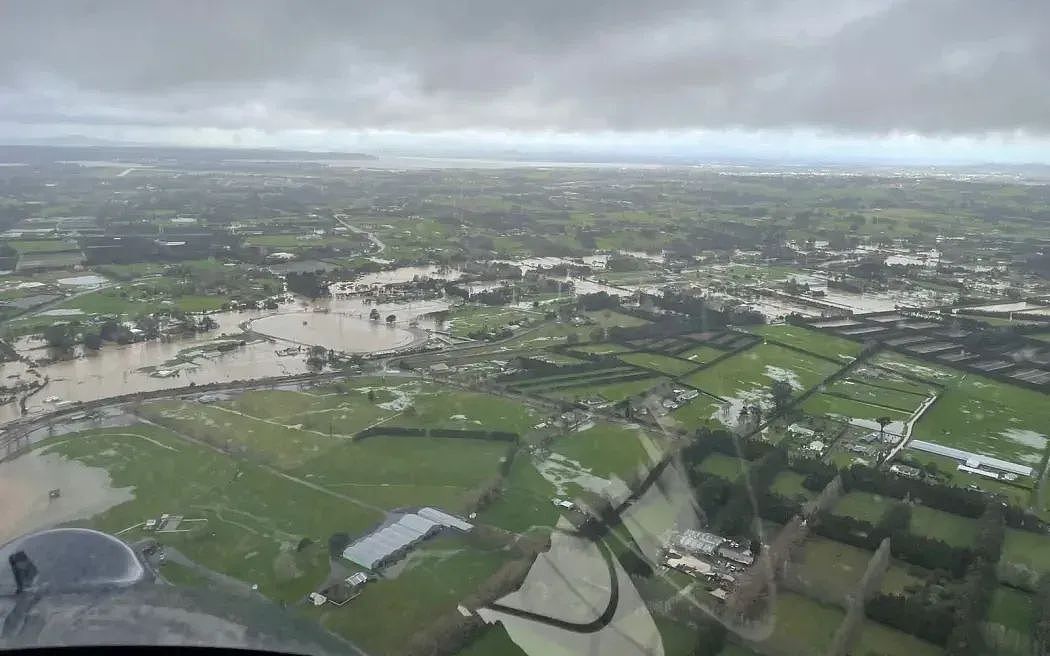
left=674, top=343, right=842, bottom=428
left=457, top=625, right=527, bottom=656
left=984, top=586, right=1036, bottom=656
left=315, top=534, right=517, bottom=656
left=668, top=393, right=726, bottom=430
left=908, top=505, right=977, bottom=548
left=386, top=386, right=538, bottom=434
left=911, top=373, right=1050, bottom=466
left=771, top=470, right=815, bottom=502
left=448, top=305, right=538, bottom=337
left=854, top=620, right=944, bottom=656
left=225, top=387, right=397, bottom=435
left=289, top=434, right=510, bottom=513
left=831, top=491, right=893, bottom=524
left=571, top=342, right=632, bottom=355
left=786, top=536, right=872, bottom=603
left=1000, top=529, right=1050, bottom=581
left=540, top=375, right=665, bottom=403
left=747, top=324, right=861, bottom=361
left=476, top=458, right=559, bottom=533
left=617, top=351, right=699, bottom=376
left=850, top=365, right=940, bottom=396
left=682, top=343, right=841, bottom=399
left=879, top=562, right=924, bottom=595
left=36, top=425, right=381, bottom=602
left=697, top=453, right=749, bottom=481
left=869, top=353, right=963, bottom=384
left=749, top=591, right=844, bottom=656
left=676, top=343, right=728, bottom=364
left=552, top=422, right=660, bottom=481
left=824, top=379, right=929, bottom=412
left=9, top=239, right=80, bottom=253
left=803, top=393, right=911, bottom=424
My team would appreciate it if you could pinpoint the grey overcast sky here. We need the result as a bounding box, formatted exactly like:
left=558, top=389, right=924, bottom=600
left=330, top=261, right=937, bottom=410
left=0, top=0, right=1048, bottom=161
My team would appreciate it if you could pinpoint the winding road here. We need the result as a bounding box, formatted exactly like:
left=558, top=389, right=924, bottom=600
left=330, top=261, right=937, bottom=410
left=333, top=214, right=386, bottom=255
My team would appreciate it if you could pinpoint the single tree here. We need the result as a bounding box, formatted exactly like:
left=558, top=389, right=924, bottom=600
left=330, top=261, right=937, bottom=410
left=770, top=379, right=793, bottom=411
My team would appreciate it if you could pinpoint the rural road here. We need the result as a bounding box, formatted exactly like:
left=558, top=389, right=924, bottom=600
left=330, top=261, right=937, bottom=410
left=333, top=214, right=386, bottom=255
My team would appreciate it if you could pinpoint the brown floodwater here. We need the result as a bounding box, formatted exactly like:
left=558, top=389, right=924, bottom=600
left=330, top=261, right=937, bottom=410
left=0, top=296, right=450, bottom=426
left=0, top=448, right=133, bottom=544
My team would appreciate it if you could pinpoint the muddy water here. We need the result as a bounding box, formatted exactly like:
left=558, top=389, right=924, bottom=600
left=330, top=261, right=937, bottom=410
left=249, top=311, right=419, bottom=352
left=0, top=296, right=451, bottom=426
left=0, top=449, right=133, bottom=543
left=338, top=265, right=464, bottom=288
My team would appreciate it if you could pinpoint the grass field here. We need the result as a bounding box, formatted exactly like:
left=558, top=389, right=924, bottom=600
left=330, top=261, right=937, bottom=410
left=585, top=310, right=651, bottom=328
left=748, top=324, right=861, bottom=361
left=57, top=283, right=228, bottom=316
left=138, top=400, right=333, bottom=468
left=290, top=434, right=510, bottom=513
left=39, top=425, right=382, bottom=602
left=984, top=586, right=1036, bottom=656
left=509, top=366, right=636, bottom=389
left=850, top=365, right=939, bottom=396
left=456, top=624, right=527, bottom=656
left=750, top=591, right=844, bottom=656
left=654, top=617, right=704, bottom=656
left=910, top=372, right=1050, bottom=466
left=571, top=342, right=632, bottom=355
left=682, top=343, right=842, bottom=402
left=448, top=305, right=538, bottom=337
left=854, top=620, right=944, bottom=656
left=987, top=586, right=1036, bottom=634
left=787, top=536, right=872, bottom=603
left=8, top=239, right=80, bottom=253
left=226, top=388, right=397, bottom=436
left=771, top=470, right=815, bottom=502
left=315, top=534, right=516, bottom=655
left=617, top=351, right=699, bottom=376
left=697, top=453, right=749, bottom=481
left=908, top=505, right=977, bottom=548
left=1000, top=529, right=1050, bottom=579
left=476, top=457, right=559, bottom=533
left=831, top=491, right=893, bottom=524
left=677, top=344, right=727, bottom=364
left=879, top=562, right=925, bottom=595
left=824, top=379, right=928, bottom=412
left=387, top=383, right=538, bottom=435
left=802, top=393, right=912, bottom=423
left=541, top=375, right=665, bottom=403
left=869, top=353, right=964, bottom=384
left=139, top=386, right=515, bottom=515
left=551, top=422, right=659, bottom=481
left=671, top=342, right=842, bottom=430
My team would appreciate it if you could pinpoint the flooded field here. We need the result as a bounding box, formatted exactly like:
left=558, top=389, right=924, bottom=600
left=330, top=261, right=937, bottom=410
left=338, top=265, right=464, bottom=288
left=248, top=311, right=421, bottom=352
left=0, top=296, right=451, bottom=425
left=0, top=448, right=133, bottom=543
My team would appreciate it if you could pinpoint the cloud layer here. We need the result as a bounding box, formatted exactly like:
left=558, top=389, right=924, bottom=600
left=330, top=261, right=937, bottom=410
left=0, top=0, right=1047, bottom=137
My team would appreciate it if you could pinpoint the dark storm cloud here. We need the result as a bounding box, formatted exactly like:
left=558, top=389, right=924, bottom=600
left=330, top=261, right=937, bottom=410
left=0, top=0, right=1047, bottom=135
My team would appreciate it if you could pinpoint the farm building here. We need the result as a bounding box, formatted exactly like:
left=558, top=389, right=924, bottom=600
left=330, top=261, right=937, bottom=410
left=908, top=440, right=1033, bottom=480
left=673, top=530, right=755, bottom=566
left=341, top=508, right=474, bottom=570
